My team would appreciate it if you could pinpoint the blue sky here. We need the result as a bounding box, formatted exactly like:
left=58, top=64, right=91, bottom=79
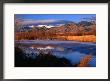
left=15, top=14, right=96, bottom=23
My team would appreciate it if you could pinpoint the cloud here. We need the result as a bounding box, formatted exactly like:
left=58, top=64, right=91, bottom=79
left=15, top=19, right=58, bottom=25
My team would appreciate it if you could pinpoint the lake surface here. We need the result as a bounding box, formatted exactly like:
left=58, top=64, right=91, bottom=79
left=15, top=40, right=96, bottom=67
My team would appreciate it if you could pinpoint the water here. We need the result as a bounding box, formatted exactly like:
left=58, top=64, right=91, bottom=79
left=15, top=40, right=96, bottom=67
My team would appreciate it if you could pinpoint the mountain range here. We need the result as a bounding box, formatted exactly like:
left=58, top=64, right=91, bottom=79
left=15, top=20, right=96, bottom=35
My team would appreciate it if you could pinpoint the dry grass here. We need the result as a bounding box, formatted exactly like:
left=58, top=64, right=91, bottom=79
left=15, top=31, right=96, bottom=42
left=78, top=55, right=92, bottom=67
left=57, top=35, right=96, bottom=42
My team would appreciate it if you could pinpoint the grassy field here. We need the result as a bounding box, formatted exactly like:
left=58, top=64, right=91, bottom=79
left=57, top=35, right=96, bottom=42
left=15, top=31, right=96, bottom=42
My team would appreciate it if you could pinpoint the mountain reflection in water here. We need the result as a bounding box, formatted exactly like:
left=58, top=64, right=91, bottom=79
left=15, top=40, right=96, bottom=67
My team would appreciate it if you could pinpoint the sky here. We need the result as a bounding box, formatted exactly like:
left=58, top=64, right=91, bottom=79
left=15, top=14, right=96, bottom=23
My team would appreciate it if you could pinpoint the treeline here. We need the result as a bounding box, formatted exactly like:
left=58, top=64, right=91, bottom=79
left=15, top=30, right=57, bottom=40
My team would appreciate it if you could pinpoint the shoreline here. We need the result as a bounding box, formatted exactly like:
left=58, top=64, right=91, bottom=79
left=15, top=40, right=96, bottom=46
